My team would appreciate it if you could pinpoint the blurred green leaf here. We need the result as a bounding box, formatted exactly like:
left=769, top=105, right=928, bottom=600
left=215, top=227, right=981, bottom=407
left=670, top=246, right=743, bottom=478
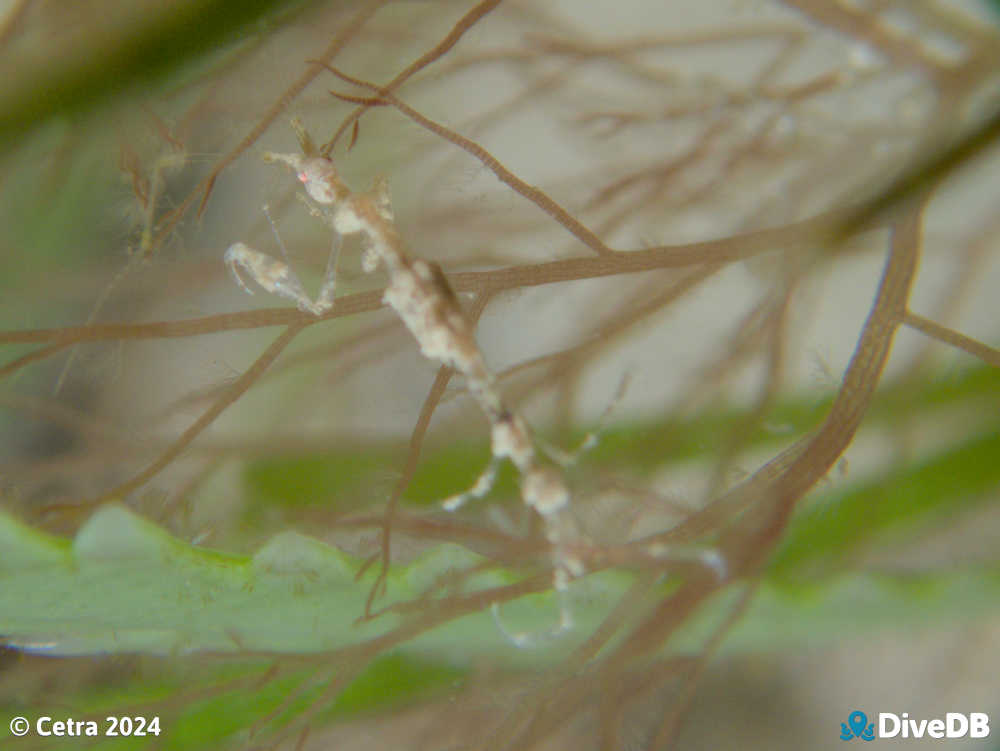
left=770, top=429, right=1000, bottom=580
left=3, top=365, right=999, bottom=748
left=240, top=364, right=1000, bottom=512
left=3, top=427, right=999, bottom=657
left=0, top=0, right=314, bottom=148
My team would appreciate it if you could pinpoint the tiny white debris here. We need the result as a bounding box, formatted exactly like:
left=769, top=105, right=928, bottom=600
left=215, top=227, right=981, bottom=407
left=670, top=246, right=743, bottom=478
left=848, top=42, right=882, bottom=71
left=698, top=549, right=728, bottom=581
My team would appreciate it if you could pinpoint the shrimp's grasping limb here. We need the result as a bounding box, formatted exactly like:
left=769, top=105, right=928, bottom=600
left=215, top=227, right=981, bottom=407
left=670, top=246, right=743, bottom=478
left=223, top=242, right=333, bottom=316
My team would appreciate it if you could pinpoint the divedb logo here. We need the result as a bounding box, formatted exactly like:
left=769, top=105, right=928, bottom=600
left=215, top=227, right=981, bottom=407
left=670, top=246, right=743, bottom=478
left=840, top=710, right=991, bottom=741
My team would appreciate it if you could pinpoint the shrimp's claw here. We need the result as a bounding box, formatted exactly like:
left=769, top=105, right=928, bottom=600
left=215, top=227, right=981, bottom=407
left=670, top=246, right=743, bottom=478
left=224, top=243, right=257, bottom=295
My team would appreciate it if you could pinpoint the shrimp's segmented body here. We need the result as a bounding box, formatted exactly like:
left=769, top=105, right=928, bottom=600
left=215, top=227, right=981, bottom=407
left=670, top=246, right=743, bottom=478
left=226, top=120, right=579, bottom=645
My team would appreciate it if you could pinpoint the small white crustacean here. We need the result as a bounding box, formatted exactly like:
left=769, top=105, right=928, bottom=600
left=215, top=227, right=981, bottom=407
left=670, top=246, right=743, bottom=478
left=225, top=119, right=590, bottom=646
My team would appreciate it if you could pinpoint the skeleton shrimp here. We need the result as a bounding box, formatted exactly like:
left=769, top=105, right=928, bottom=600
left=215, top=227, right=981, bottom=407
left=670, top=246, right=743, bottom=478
left=225, top=120, right=581, bottom=645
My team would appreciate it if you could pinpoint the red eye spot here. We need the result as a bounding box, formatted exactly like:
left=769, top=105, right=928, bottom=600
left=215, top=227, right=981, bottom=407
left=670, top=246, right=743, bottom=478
left=298, top=172, right=308, bottom=183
